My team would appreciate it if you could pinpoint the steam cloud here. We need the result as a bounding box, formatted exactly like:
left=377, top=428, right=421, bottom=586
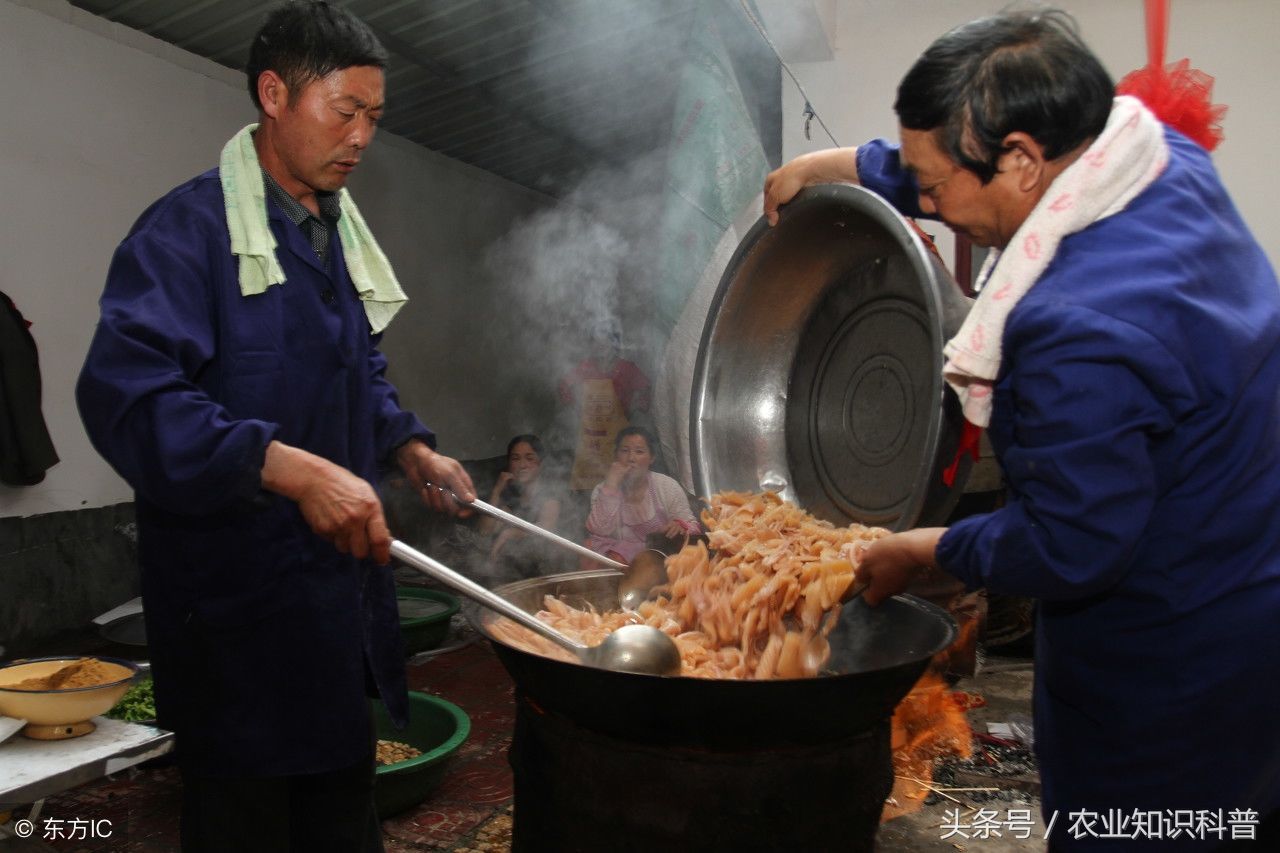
left=481, top=149, right=669, bottom=456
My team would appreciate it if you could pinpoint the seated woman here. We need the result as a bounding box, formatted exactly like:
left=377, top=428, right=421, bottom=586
left=479, top=434, right=564, bottom=577
left=584, top=426, right=701, bottom=564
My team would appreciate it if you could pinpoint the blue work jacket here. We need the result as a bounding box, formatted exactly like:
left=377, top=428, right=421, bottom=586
left=859, top=129, right=1280, bottom=844
left=77, top=169, right=429, bottom=777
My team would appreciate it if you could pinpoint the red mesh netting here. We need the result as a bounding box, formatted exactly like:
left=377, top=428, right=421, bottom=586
left=1115, top=0, right=1226, bottom=151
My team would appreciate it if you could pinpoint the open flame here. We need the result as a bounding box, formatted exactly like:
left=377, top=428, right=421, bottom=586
left=881, top=614, right=980, bottom=822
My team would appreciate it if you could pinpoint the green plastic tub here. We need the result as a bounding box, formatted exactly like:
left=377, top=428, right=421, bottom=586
left=396, top=587, right=460, bottom=655
left=373, top=691, right=470, bottom=818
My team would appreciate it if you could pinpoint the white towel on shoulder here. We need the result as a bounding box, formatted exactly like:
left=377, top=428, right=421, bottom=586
left=942, top=96, right=1169, bottom=427
left=219, top=123, right=408, bottom=334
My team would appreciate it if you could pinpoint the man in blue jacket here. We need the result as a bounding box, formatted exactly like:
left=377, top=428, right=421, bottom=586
left=766, top=9, right=1279, bottom=851
left=76, top=3, right=474, bottom=850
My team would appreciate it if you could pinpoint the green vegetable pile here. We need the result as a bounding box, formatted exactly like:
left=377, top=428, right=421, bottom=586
left=105, top=676, right=156, bottom=722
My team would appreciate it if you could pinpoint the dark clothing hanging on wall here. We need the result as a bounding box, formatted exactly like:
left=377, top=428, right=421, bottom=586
left=0, top=292, right=59, bottom=485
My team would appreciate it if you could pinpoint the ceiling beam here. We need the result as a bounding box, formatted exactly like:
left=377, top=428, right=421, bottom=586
left=363, top=20, right=624, bottom=171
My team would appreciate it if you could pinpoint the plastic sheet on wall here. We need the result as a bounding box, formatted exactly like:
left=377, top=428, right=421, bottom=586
left=652, top=3, right=770, bottom=336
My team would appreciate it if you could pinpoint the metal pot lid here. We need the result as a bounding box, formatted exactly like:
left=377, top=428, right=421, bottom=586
left=691, top=184, right=973, bottom=530
left=99, top=612, right=148, bottom=648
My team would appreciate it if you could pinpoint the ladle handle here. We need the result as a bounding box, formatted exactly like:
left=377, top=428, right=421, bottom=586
left=430, top=484, right=626, bottom=571
left=389, top=539, right=585, bottom=655
left=841, top=580, right=871, bottom=604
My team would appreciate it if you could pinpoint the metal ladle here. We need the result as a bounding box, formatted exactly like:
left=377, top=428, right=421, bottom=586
left=455, top=493, right=628, bottom=571
left=389, top=540, right=682, bottom=677
left=617, top=549, right=669, bottom=610
left=426, top=484, right=672, bottom=610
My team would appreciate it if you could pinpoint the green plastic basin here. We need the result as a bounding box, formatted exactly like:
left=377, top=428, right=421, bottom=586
left=373, top=691, right=470, bottom=818
left=396, top=587, right=460, bottom=655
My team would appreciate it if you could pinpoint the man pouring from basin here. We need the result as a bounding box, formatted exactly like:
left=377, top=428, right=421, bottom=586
left=764, top=9, right=1279, bottom=848
left=77, top=2, right=475, bottom=850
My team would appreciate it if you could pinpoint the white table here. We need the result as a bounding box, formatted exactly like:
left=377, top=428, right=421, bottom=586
left=0, top=717, right=173, bottom=809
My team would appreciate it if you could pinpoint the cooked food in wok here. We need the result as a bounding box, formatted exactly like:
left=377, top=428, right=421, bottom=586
left=487, top=492, right=889, bottom=678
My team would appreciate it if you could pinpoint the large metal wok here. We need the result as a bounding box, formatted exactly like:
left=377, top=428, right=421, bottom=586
left=471, top=568, right=956, bottom=750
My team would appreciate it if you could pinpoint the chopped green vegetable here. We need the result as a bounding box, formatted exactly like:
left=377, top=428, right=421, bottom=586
left=106, top=676, right=156, bottom=722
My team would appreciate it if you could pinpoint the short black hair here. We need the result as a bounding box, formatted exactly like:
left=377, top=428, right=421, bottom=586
left=894, top=8, right=1113, bottom=183
left=614, top=426, right=656, bottom=453
left=246, top=1, right=388, bottom=109
left=506, top=434, right=544, bottom=461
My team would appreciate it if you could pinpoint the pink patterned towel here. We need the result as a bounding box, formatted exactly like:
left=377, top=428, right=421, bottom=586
left=942, top=96, right=1169, bottom=427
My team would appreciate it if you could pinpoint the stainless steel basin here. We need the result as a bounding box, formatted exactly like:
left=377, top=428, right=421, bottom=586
left=691, top=184, right=973, bottom=530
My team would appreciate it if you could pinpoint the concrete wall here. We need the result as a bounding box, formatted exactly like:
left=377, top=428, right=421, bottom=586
left=779, top=0, right=1280, bottom=276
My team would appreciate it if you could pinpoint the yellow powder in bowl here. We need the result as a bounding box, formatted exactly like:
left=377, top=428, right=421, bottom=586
left=6, top=658, right=130, bottom=691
